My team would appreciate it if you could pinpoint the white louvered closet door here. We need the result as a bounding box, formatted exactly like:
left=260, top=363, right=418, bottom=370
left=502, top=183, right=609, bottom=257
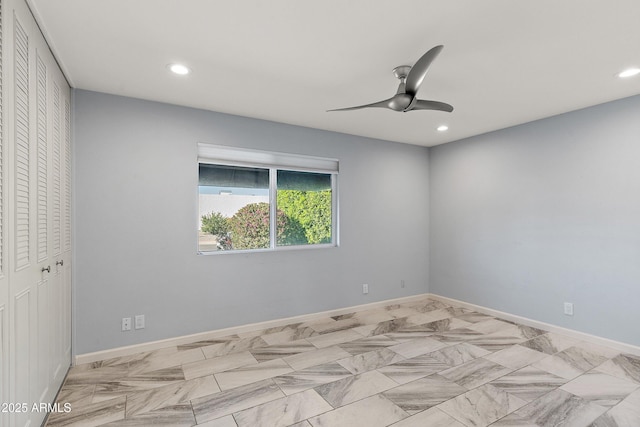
left=3, top=0, right=72, bottom=426
left=0, top=0, right=8, bottom=425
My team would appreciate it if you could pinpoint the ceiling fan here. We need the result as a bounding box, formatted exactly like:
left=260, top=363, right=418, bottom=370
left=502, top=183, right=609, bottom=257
left=328, top=45, right=453, bottom=113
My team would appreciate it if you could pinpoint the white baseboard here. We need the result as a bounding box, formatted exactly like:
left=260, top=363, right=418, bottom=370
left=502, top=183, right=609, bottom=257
left=74, top=293, right=430, bottom=365
left=428, top=293, right=640, bottom=357
left=76, top=292, right=640, bottom=365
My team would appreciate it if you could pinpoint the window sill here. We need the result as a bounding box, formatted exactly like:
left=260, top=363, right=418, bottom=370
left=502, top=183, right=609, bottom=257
left=197, top=243, right=338, bottom=256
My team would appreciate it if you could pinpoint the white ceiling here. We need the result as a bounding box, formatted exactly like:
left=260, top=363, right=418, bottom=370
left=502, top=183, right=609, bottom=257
left=29, top=0, right=640, bottom=147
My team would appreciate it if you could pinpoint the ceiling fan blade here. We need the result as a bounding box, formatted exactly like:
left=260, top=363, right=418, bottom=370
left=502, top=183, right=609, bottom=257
left=404, top=45, right=444, bottom=97
left=327, top=98, right=392, bottom=112
left=411, top=99, right=454, bottom=112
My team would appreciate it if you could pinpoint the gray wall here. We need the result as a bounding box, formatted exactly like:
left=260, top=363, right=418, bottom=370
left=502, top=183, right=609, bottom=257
left=430, top=95, right=640, bottom=346
left=73, top=90, right=430, bottom=354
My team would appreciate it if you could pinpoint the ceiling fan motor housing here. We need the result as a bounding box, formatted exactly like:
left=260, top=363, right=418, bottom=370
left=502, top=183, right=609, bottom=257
left=388, top=93, right=415, bottom=111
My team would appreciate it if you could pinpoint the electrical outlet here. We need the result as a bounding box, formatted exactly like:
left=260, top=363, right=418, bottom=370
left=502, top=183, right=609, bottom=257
left=400, top=279, right=405, bottom=288
left=135, top=314, right=145, bottom=329
left=564, top=302, right=574, bottom=316
left=362, top=283, right=369, bottom=294
left=122, top=317, right=132, bottom=331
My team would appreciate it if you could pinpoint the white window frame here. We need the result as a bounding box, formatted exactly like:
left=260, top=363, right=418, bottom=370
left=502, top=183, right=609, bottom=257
left=197, top=143, right=339, bottom=254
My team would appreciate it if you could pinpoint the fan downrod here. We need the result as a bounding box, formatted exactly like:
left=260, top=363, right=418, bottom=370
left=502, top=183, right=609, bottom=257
left=392, top=65, right=412, bottom=81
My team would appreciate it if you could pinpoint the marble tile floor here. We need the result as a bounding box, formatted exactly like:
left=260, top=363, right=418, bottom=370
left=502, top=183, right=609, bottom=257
left=46, top=298, right=640, bottom=427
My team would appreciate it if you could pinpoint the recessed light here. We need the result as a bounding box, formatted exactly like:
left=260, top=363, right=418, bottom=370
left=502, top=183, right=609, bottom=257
left=168, top=63, right=191, bottom=75
left=618, top=68, right=640, bottom=78
left=437, top=125, right=449, bottom=132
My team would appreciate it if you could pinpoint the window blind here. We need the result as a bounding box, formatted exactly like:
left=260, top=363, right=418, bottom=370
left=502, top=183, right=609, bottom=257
left=198, top=143, right=339, bottom=174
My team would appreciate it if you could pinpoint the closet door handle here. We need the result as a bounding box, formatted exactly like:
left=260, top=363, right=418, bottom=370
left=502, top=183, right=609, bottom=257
left=42, top=266, right=51, bottom=273
left=56, top=260, right=64, bottom=266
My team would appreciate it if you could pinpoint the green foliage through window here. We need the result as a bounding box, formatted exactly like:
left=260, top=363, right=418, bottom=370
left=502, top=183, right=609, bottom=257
left=201, top=212, right=229, bottom=236
left=277, top=190, right=332, bottom=245
left=227, top=202, right=291, bottom=249
left=200, top=189, right=332, bottom=250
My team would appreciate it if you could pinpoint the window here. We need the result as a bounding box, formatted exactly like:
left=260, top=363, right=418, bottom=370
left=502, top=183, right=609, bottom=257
left=198, top=144, right=338, bottom=253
